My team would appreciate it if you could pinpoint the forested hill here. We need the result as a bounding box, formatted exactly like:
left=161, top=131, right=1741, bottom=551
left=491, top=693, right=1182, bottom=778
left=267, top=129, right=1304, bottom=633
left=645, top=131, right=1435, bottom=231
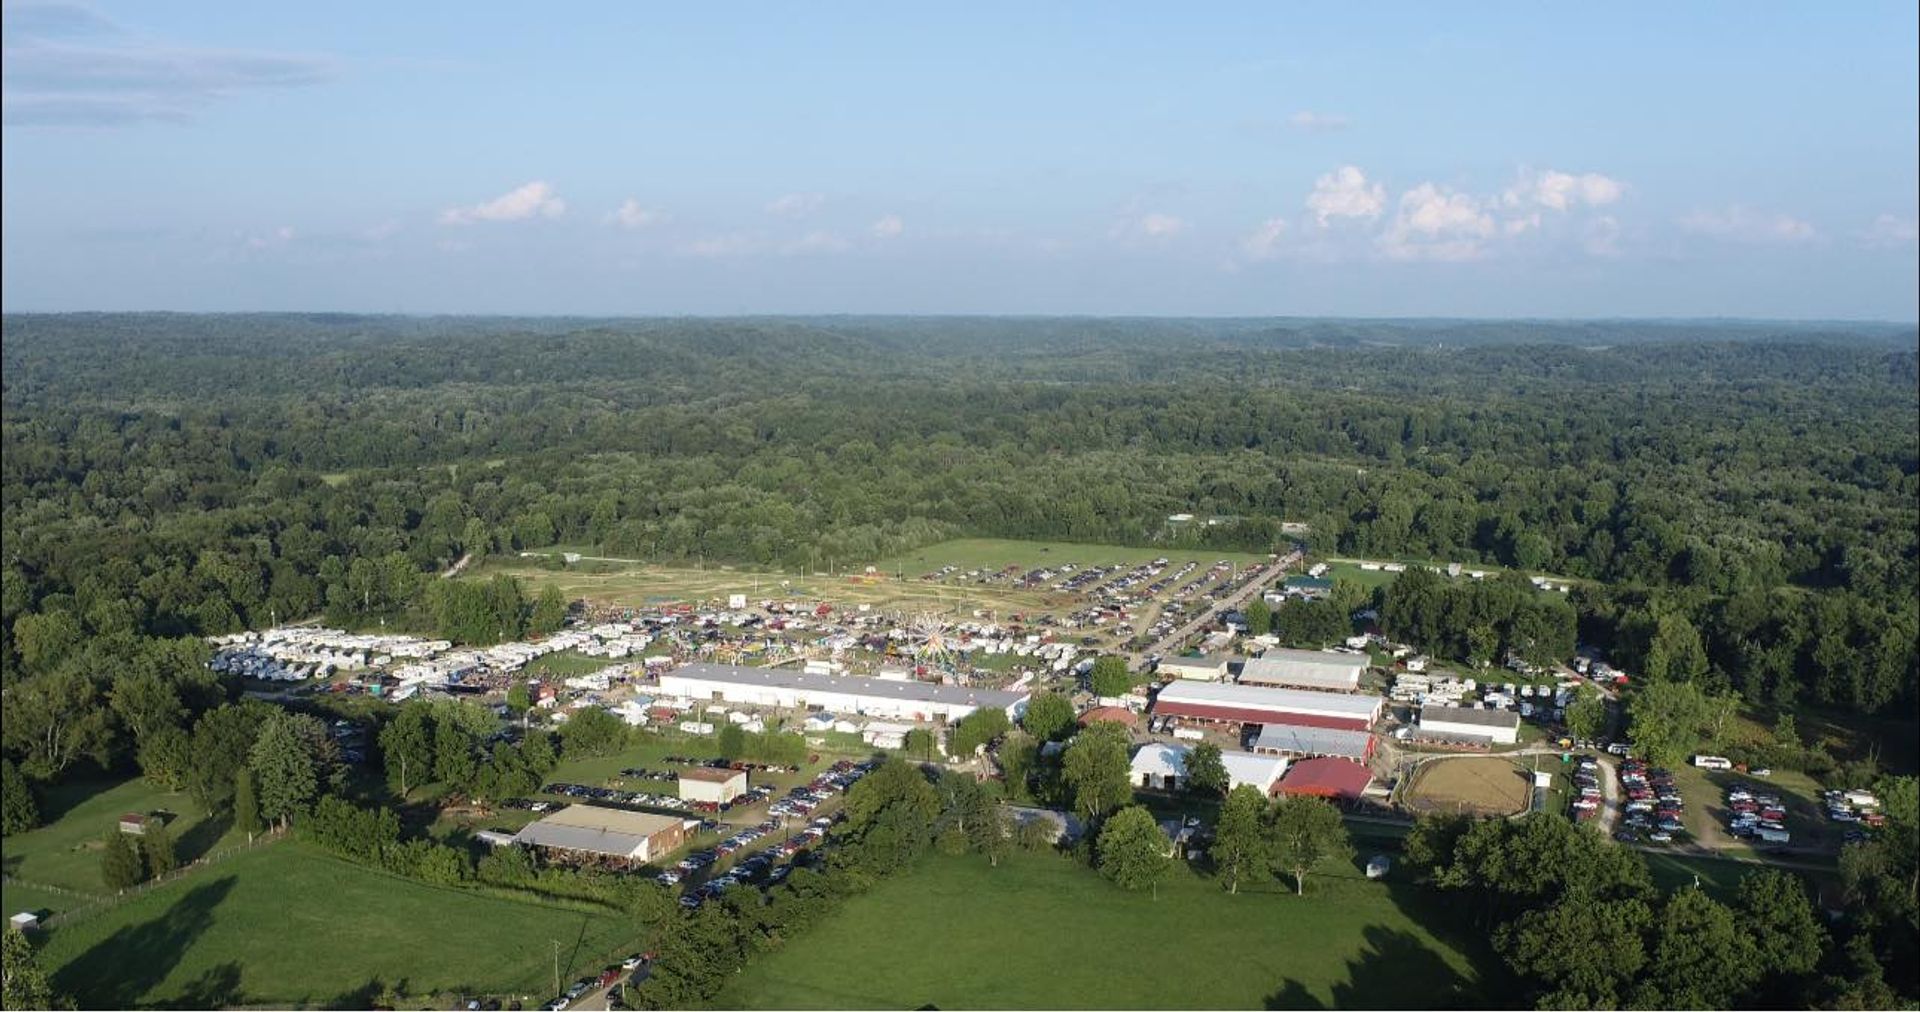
left=2, top=313, right=1915, bottom=405
left=0, top=315, right=1915, bottom=744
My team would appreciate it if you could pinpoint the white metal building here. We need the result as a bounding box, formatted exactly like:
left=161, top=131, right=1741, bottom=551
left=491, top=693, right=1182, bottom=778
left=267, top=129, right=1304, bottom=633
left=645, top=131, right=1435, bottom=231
left=1158, top=655, right=1230, bottom=681
left=1239, top=649, right=1365, bottom=693
left=658, top=663, right=1028, bottom=722
left=1130, top=742, right=1290, bottom=795
left=1417, top=704, right=1520, bottom=745
left=1153, top=679, right=1382, bottom=731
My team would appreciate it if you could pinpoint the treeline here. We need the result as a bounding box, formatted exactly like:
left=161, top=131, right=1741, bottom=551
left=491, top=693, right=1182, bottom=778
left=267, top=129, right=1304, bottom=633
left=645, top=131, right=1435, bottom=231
left=2, top=317, right=1914, bottom=812
left=1402, top=788, right=1917, bottom=1009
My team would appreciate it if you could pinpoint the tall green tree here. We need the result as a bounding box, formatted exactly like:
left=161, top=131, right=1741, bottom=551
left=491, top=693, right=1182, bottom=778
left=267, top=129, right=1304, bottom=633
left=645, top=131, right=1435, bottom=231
left=1063, top=721, right=1134, bottom=824
left=1097, top=805, right=1172, bottom=894
left=142, top=818, right=178, bottom=878
left=249, top=712, right=319, bottom=829
left=2, top=925, right=65, bottom=1011
left=1212, top=785, right=1271, bottom=894
left=1266, top=795, right=1353, bottom=895
left=1632, top=887, right=1760, bottom=1009
left=1021, top=692, right=1075, bottom=742
left=0, top=758, right=38, bottom=836
left=100, top=829, right=144, bottom=890
left=1183, top=742, right=1230, bottom=798
left=1736, top=869, right=1826, bottom=985
left=1499, top=897, right=1651, bottom=1008
left=378, top=703, right=435, bottom=797
left=1089, top=655, right=1132, bottom=698
left=233, top=768, right=262, bottom=840
left=528, top=584, right=569, bottom=635
left=716, top=722, right=747, bottom=760
left=1245, top=597, right=1272, bottom=637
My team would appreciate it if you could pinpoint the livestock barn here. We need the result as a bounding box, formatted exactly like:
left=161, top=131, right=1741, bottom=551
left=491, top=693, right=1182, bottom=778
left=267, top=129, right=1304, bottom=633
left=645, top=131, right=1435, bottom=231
left=1152, top=680, right=1381, bottom=732
left=1238, top=648, right=1365, bottom=693
left=513, top=805, right=688, bottom=866
left=658, top=663, right=1028, bottom=722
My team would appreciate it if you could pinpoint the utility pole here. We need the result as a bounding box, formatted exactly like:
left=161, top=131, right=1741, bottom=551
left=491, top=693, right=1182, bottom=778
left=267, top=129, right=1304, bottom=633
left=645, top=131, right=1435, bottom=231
left=552, top=939, right=561, bottom=998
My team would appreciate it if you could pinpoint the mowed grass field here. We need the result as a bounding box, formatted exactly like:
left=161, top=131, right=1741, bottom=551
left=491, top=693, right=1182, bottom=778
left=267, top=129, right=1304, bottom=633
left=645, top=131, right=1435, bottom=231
left=873, top=537, right=1271, bottom=575
left=1403, top=757, right=1532, bottom=816
left=1, top=776, right=244, bottom=911
left=33, top=843, right=640, bottom=1009
left=716, top=852, right=1497, bottom=1010
left=476, top=557, right=1074, bottom=618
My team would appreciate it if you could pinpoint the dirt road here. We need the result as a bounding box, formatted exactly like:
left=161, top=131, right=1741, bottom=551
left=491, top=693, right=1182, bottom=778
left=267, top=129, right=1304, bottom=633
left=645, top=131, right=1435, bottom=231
left=1133, top=551, right=1301, bottom=666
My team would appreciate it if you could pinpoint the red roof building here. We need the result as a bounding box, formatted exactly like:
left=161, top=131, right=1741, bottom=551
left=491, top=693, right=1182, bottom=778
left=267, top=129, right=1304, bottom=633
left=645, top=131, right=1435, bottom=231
left=1078, top=706, right=1140, bottom=728
left=1274, top=758, right=1374, bottom=801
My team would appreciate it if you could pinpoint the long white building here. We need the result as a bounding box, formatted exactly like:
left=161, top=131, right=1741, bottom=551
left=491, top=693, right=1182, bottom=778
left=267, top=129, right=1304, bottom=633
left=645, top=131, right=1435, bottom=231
left=1153, top=679, right=1381, bottom=731
left=1239, top=648, right=1365, bottom=693
left=657, top=663, right=1028, bottom=723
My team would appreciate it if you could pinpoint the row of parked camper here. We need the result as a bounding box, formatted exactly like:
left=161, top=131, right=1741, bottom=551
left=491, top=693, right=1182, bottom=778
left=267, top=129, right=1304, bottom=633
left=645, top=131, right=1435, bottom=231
left=1824, top=788, right=1886, bottom=831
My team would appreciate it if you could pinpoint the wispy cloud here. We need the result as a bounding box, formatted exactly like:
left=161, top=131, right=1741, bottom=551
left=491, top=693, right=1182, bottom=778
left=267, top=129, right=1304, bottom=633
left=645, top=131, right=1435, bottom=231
left=607, top=199, right=667, bottom=229
left=1859, top=213, right=1918, bottom=249
left=439, top=181, right=565, bottom=225
left=1239, top=218, right=1288, bottom=260
left=765, top=192, right=825, bottom=217
left=870, top=214, right=904, bottom=239
left=785, top=230, right=849, bottom=254
left=1110, top=210, right=1187, bottom=242
left=2, top=0, right=333, bottom=126
left=1678, top=205, right=1816, bottom=244
left=1287, top=110, right=1349, bottom=132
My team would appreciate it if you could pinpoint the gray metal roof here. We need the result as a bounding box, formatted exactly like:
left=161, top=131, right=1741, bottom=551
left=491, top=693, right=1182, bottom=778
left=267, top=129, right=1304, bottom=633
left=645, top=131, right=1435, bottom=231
left=664, top=663, right=1027, bottom=708
left=512, top=804, right=682, bottom=858
left=1252, top=722, right=1373, bottom=761
left=1239, top=649, right=1365, bottom=691
left=1420, top=704, right=1520, bottom=729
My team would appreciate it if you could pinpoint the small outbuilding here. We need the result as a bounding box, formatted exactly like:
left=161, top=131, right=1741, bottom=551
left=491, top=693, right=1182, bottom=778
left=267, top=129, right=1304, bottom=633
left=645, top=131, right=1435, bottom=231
left=9, top=912, right=39, bottom=933
left=1418, top=704, right=1520, bottom=746
left=677, top=766, right=748, bottom=805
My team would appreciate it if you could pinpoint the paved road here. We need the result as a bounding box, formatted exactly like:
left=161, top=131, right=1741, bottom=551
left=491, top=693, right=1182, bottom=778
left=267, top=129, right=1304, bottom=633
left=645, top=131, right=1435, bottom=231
left=1133, top=551, right=1301, bottom=666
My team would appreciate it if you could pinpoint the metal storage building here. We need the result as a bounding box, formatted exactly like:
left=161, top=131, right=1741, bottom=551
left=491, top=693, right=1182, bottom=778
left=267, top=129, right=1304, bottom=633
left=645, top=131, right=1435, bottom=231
left=513, top=805, right=688, bottom=865
left=658, top=663, right=1028, bottom=722
left=1250, top=721, right=1375, bottom=762
left=1417, top=704, right=1520, bottom=745
left=1239, top=649, right=1365, bottom=693
left=1153, top=680, right=1381, bottom=732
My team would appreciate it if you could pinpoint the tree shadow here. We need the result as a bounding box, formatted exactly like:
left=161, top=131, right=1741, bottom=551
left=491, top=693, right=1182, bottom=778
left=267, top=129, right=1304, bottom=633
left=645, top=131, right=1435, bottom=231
left=1329, top=925, right=1474, bottom=1009
left=34, top=770, right=123, bottom=824
left=177, top=812, right=233, bottom=864
left=322, top=975, right=408, bottom=1010
left=161, top=960, right=244, bottom=1009
left=1264, top=980, right=1325, bottom=1009
left=51, top=875, right=237, bottom=1008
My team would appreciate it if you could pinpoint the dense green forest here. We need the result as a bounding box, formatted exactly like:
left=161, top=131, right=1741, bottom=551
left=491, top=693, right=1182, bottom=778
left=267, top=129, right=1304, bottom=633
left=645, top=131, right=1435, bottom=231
left=2, top=315, right=1915, bottom=779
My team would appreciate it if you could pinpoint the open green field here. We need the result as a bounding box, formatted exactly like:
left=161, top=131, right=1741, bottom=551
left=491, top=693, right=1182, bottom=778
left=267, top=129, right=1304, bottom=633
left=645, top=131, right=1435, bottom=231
left=1, top=777, right=243, bottom=905
left=874, top=538, right=1269, bottom=576
left=717, top=851, right=1497, bottom=1010
left=522, top=650, right=623, bottom=678
left=33, top=843, right=639, bottom=1009
left=474, top=556, right=1072, bottom=619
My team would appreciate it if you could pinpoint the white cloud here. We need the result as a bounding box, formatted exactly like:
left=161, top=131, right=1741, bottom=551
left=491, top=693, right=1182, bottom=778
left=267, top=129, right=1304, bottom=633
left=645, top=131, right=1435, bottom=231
left=1240, top=217, right=1288, bottom=260
left=1287, top=110, right=1349, bottom=132
left=1678, top=206, right=1816, bottom=243
left=439, top=181, right=565, bottom=225
left=870, top=214, right=904, bottom=239
left=1305, top=166, right=1385, bottom=226
left=1502, top=169, right=1623, bottom=213
left=1860, top=213, right=1918, bottom=248
left=607, top=199, right=667, bottom=229
left=765, top=192, right=825, bottom=217
left=242, top=225, right=295, bottom=250
left=361, top=220, right=401, bottom=242
left=1110, top=211, right=1187, bottom=242
left=1379, top=183, right=1496, bottom=261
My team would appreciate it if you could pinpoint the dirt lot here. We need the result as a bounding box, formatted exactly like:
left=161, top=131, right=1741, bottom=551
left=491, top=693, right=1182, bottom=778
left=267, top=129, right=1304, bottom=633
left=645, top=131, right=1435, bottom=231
left=1403, top=756, right=1532, bottom=816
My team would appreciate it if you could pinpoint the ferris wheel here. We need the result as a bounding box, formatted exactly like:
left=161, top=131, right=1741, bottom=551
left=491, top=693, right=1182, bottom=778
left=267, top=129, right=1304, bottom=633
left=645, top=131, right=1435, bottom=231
left=907, top=612, right=955, bottom=668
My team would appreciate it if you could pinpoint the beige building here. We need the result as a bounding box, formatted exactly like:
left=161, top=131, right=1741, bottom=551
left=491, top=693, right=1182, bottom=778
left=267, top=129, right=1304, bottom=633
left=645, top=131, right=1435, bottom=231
left=678, top=766, right=749, bottom=804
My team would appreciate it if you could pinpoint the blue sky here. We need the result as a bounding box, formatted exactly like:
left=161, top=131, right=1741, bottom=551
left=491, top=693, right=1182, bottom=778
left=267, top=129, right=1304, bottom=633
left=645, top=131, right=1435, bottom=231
left=3, top=2, right=1916, bottom=318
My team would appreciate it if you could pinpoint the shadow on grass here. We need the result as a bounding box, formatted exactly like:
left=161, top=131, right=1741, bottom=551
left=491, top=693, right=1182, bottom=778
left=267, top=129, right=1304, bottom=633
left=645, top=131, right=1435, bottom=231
left=1265, top=925, right=1473, bottom=1010
left=177, top=812, right=233, bottom=864
left=35, top=769, right=123, bottom=824
left=52, top=875, right=237, bottom=1008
